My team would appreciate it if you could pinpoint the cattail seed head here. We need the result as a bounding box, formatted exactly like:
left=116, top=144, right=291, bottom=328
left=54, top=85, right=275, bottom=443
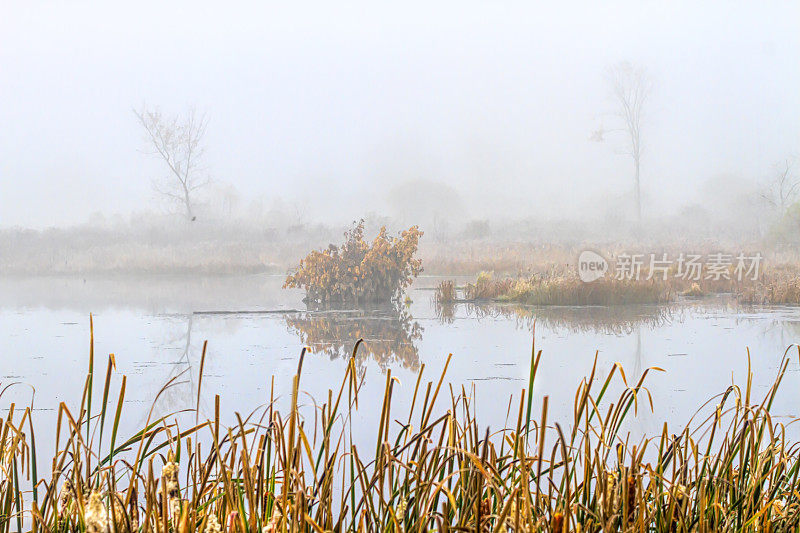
left=85, top=491, right=108, bottom=533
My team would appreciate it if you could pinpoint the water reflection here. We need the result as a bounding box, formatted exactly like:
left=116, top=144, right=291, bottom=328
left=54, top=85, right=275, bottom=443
left=141, top=314, right=197, bottom=423
left=5, top=277, right=800, bottom=457
left=437, top=301, right=677, bottom=335
left=434, top=295, right=456, bottom=324
left=285, top=305, right=423, bottom=371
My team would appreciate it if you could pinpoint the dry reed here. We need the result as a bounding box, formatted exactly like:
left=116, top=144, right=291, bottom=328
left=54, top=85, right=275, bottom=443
left=2, top=321, right=800, bottom=531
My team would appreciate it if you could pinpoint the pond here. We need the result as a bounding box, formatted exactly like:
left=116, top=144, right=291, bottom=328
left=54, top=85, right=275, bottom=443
left=2, top=274, right=800, bottom=458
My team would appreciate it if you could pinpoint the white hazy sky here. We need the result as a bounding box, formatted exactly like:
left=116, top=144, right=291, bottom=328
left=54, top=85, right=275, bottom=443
left=1, top=0, right=798, bottom=227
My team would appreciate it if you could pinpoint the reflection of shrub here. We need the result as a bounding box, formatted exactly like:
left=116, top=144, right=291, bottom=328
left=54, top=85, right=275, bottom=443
left=284, top=220, right=423, bottom=304
left=284, top=308, right=422, bottom=370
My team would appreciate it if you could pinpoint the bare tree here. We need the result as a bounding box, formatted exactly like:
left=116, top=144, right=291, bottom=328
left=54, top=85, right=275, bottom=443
left=606, top=62, right=652, bottom=226
left=761, top=159, right=798, bottom=214
left=134, top=105, right=210, bottom=221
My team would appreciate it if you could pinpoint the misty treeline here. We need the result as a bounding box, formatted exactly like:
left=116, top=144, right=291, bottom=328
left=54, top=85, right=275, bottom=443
left=2, top=60, right=798, bottom=276
left=2, top=157, right=798, bottom=275
left=1, top=176, right=798, bottom=276
left=2, top=167, right=799, bottom=276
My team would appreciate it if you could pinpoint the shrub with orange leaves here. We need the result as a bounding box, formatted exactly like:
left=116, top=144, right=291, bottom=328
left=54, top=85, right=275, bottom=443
left=284, top=220, right=423, bottom=305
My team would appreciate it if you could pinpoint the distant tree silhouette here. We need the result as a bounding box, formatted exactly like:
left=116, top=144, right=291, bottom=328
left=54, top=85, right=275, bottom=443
left=134, top=105, right=210, bottom=221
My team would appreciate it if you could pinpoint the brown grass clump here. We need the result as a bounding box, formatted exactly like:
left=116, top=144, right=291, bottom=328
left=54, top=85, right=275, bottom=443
left=464, top=271, right=515, bottom=300
left=4, top=321, right=800, bottom=531
left=682, top=282, right=706, bottom=297
left=284, top=220, right=423, bottom=305
left=432, top=280, right=459, bottom=323
left=433, top=279, right=457, bottom=304
left=747, top=267, right=800, bottom=304
left=461, top=271, right=669, bottom=305
left=511, top=276, right=668, bottom=305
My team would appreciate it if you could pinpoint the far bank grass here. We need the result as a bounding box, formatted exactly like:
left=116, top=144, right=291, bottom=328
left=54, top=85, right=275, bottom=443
left=437, top=271, right=669, bottom=306
left=438, top=266, right=800, bottom=306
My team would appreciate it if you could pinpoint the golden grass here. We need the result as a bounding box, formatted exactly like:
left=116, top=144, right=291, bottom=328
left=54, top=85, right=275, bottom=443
left=424, top=244, right=800, bottom=306
left=3, top=322, right=800, bottom=531
left=453, top=271, right=669, bottom=306
left=420, top=242, right=579, bottom=276
left=738, top=266, right=800, bottom=305
left=682, top=283, right=706, bottom=297
left=433, top=279, right=457, bottom=304
left=441, top=262, right=800, bottom=307
left=432, top=280, right=458, bottom=324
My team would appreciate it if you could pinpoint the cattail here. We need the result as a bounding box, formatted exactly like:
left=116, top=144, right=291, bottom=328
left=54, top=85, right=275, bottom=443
left=57, top=478, right=90, bottom=516
left=552, top=511, right=564, bottom=533
left=396, top=496, right=407, bottom=523
left=84, top=491, right=108, bottom=533
left=670, top=484, right=688, bottom=531
left=162, top=461, right=181, bottom=517
left=110, top=492, right=134, bottom=533
left=627, top=475, right=637, bottom=520
left=600, top=471, right=619, bottom=513
left=772, top=499, right=786, bottom=518
left=480, top=497, right=491, bottom=516
left=127, top=486, right=140, bottom=532
left=204, top=513, right=222, bottom=533
left=57, top=479, right=74, bottom=515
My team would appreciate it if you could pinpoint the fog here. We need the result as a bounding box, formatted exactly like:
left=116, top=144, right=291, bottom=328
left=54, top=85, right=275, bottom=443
left=1, top=1, right=798, bottom=242
left=5, top=5, right=800, bottom=522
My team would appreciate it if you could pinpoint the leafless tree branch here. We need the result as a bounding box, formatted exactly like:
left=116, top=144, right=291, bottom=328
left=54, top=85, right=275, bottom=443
left=134, top=104, right=211, bottom=221
left=606, top=62, right=652, bottom=227
left=762, top=159, right=798, bottom=214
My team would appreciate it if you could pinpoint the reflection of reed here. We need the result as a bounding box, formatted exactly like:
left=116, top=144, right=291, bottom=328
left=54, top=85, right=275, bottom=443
left=140, top=315, right=196, bottom=425
left=433, top=294, right=456, bottom=324
left=285, top=306, right=423, bottom=371
left=436, top=301, right=679, bottom=335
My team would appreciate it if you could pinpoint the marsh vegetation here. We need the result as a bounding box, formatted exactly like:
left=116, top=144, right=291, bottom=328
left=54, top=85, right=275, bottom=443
left=436, top=261, right=800, bottom=307
left=3, top=3, right=799, bottom=531
left=3, top=329, right=800, bottom=531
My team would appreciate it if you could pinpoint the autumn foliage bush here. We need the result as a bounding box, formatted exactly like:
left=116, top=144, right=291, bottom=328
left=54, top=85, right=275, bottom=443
left=284, top=221, right=423, bottom=304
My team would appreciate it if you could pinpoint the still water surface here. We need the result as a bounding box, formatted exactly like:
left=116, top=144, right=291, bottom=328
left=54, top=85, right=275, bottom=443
left=2, top=274, right=800, bottom=455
